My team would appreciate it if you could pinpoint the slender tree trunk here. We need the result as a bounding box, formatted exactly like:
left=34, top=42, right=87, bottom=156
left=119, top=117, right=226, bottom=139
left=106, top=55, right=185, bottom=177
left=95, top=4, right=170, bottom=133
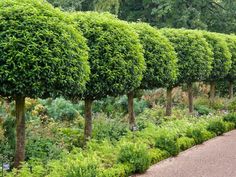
left=166, top=87, right=173, bottom=116
left=13, top=96, right=25, bottom=168
left=127, top=91, right=136, bottom=131
left=84, top=99, right=93, bottom=143
left=210, top=81, right=216, bottom=103
left=229, top=81, right=234, bottom=99
left=187, top=83, right=194, bottom=114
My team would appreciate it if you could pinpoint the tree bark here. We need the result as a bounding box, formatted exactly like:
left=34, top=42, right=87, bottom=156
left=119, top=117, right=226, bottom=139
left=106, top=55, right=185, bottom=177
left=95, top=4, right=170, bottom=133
left=229, top=81, right=234, bottom=99
left=84, top=99, right=93, bottom=143
left=13, top=96, right=25, bottom=169
left=166, top=87, right=173, bottom=116
left=187, top=83, right=194, bottom=114
left=127, top=91, right=136, bottom=131
left=210, top=81, right=216, bottom=103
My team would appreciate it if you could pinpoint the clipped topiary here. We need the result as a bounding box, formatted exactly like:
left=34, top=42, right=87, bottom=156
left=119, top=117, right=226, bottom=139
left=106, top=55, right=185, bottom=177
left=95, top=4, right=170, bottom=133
left=203, top=32, right=232, bottom=101
left=130, top=22, right=178, bottom=121
left=0, top=0, right=90, bottom=167
left=161, top=29, right=213, bottom=114
left=222, top=34, right=236, bottom=99
left=72, top=12, right=145, bottom=141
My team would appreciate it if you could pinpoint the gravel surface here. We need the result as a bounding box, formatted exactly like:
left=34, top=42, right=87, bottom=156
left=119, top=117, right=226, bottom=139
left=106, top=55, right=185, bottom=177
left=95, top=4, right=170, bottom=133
left=133, top=130, right=236, bottom=177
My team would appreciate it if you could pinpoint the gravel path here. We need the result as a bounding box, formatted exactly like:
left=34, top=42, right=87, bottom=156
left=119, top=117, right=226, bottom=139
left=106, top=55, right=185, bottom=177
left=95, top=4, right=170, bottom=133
left=133, top=130, right=236, bottom=177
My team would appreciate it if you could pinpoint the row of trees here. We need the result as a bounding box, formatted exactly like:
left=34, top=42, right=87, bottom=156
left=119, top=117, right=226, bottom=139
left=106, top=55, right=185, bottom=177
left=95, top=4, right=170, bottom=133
left=1, top=0, right=236, bottom=169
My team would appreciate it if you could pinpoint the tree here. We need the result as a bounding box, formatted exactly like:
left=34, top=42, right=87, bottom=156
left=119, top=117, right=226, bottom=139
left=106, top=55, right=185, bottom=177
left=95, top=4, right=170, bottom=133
left=161, top=29, right=213, bottom=114
left=72, top=12, right=145, bottom=141
left=222, top=34, right=236, bottom=99
left=0, top=0, right=90, bottom=168
left=202, top=32, right=232, bottom=102
left=119, top=0, right=221, bottom=29
left=48, top=0, right=120, bottom=14
left=131, top=23, right=178, bottom=118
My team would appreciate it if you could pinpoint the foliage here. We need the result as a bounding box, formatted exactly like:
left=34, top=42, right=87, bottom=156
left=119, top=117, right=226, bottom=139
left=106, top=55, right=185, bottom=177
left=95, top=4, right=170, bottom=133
left=132, top=22, right=178, bottom=89
left=41, top=98, right=79, bottom=121
left=223, top=113, right=236, bottom=127
left=224, top=34, right=236, bottom=82
left=93, top=118, right=129, bottom=142
left=161, top=29, right=213, bottom=85
left=117, top=143, right=151, bottom=173
left=207, top=120, right=227, bottom=135
left=202, top=32, right=232, bottom=82
left=187, top=127, right=215, bottom=144
left=0, top=0, right=90, bottom=98
left=72, top=12, right=145, bottom=100
left=194, top=105, right=212, bottom=115
left=155, top=130, right=180, bottom=156
left=177, top=137, right=195, bottom=151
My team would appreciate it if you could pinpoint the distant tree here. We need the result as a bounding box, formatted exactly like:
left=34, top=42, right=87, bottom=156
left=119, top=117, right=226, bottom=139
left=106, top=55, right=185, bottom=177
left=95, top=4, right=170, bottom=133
left=72, top=12, right=145, bottom=141
left=161, top=29, right=213, bottom=114
left=0, top=0, right=89, bottom=168
left=48, top=0, right=120, bottom=14
left=202, top=32, right=232, bottom=102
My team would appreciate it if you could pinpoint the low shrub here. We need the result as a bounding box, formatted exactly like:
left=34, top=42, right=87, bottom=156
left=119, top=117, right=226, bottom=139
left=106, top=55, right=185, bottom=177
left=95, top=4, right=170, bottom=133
left=224, top=122, right=235, bottom=132
left=155, top=131, right=179, bottom=156
left=117, top=143, right=151, bottom=173
left=187, top=127, right=215, bottom=144
left=207, top=120, right=226, bottom=135
left=149, top=148, right=169, bottom=164
left=177, top=137, right=195, bottom=151
left=98, top=163, right=133, bottom=177
left=93, top=118, right=129, bottom=142
left=194, top=105, right=212, bottom=115
left=223, top=113, right=236, bottom=127
left=40, top=98, right=79, bottom=121
left=227, top=99, right=236, bottom=112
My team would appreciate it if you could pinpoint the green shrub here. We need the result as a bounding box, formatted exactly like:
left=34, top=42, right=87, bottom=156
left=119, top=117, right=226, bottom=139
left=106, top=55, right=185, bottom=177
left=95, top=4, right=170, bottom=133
left=155, top=132, right=179, bottom=156
left=194, top=105, right=212, bottom=115
left=43, top=98, right=79, bottom=121
left=26, top=137, right=61, bottom=162
left=93, top=118, right=129, bottom=142
left=177, top=137, right=195, bottom=151
left=117, top=143, right=151, bottom=173
left=223, top=113, right=236, bottom=126
left=98, top=163, right=133, bottom=177
left=149, top=148, right=169, bottom=164
left=207, top=120, right=226, bottom=135
left=227, top=99, right=236, bottom=112
left=187, top=127, right=215, bottom=144
left=224, top=122, right=235, bottom=132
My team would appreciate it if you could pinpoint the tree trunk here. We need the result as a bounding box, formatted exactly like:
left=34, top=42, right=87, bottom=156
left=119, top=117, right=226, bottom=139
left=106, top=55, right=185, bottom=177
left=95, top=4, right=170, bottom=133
left=166, top=87, right=173, bottom=116
left=229, top=81, right=234, bottom=99
left=84, top=99, right=93, bottom=143
left=13, top=96, right=25, bottom=168
left=210, top=81, right=216, bottom=103
left=187, top=83, right=194, bottom=114
left=127, top=91, right=136, bottom=131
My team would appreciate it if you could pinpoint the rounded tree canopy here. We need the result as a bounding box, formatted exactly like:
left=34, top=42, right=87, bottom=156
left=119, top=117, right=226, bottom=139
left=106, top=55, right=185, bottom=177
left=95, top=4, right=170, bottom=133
left=0, top=0, right=90, bottom=98
left=160, top=28, right=213, bottom=85
left=72, top=12, right=146, bottom=100
left=221, top=34, right=236, bottom=82
left=202, top=31, right=232, bottom=81
left=131, top=23, right=178, bottom=89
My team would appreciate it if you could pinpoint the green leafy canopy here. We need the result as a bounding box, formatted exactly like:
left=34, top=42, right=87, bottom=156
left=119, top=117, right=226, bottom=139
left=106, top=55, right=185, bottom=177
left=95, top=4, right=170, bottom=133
left=0, top=0, right=90, bottom=98
left=131, top=23, right=178, bottom=89
left=72, top=12, right=146, bottom=100
left=161, top=28, right=213, bottom=85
